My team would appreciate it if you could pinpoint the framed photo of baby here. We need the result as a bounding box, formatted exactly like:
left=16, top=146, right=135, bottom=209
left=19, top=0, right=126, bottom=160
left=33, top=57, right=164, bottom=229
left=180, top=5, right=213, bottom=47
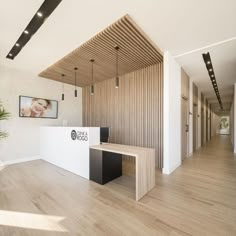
left=19, top=96, right=58, bottom=119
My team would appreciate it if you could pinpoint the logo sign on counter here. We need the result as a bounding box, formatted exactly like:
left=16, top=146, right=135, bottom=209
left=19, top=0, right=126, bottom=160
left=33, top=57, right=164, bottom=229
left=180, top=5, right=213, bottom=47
left=71, top=130, right=88, bottom=141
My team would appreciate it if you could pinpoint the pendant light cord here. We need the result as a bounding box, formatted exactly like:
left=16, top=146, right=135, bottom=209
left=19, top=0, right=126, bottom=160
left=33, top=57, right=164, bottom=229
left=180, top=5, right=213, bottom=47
left=92, top=62, right=93, bottom=83
left=61, top=74, right=65, bottom=92
left=115, top=45, right=120, bottom=88
left=90, top=59, right=94, bottom=84
left=116, top=46, right=119, bottom=78
left=61, top=73, right=65, bottom=100
left=75, top=70, right=76, bottom=89
left=74, top=67, right=78, bottom=89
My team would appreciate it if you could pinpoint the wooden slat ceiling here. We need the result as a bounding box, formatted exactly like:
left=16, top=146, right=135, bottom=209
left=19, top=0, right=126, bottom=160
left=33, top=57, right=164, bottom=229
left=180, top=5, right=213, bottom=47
left=39, top=14, right=163, bottom=87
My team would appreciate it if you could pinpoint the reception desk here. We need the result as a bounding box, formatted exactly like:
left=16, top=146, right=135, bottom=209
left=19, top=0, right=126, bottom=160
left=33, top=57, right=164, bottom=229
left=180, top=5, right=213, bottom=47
left=40, top=127, right=100, bottom=179
left=90, top=143, right=155, bottom=201
left=40, top=127, right=155, bottom=201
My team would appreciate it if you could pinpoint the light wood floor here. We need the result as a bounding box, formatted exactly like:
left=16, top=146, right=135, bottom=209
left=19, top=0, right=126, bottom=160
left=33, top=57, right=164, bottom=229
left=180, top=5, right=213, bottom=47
left=0, top=135, right=236, bottom=235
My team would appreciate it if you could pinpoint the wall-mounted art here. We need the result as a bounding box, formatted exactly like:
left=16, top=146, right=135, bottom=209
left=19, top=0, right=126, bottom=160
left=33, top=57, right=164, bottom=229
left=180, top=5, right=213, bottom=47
left=220, top=116, right=229, bottom=129
left=19, top=96, right=58, bottom=119
left=219, top=116, right=230, bottom=135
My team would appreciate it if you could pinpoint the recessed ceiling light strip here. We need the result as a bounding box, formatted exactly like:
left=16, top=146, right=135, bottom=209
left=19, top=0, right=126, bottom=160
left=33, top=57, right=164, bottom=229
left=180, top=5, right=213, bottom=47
left=202, top=52, right=223, bottom=110
left=6, top=0, right=62, bottom=60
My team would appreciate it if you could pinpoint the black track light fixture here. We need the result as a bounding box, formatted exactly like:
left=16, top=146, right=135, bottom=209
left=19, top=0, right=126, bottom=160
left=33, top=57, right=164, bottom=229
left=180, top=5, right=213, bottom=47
left=6, top=0, right=62, bottom=60
left=202, top=52, right=223, bottom=110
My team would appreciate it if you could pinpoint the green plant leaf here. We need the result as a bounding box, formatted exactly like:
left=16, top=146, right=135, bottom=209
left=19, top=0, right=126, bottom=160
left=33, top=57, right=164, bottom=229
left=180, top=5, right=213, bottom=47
left=0, top=101, right=11, bottom=139
left=0, top=131, right=8, bottom=139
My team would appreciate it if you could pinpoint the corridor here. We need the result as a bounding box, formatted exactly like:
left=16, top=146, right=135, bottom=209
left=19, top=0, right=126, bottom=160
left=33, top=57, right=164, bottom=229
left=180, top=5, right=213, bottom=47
left=154, top=134, right=236, bottom=235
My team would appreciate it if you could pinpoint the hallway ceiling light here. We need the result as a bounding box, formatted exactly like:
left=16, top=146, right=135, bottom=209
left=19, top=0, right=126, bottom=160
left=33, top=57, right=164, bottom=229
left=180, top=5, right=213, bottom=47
left=6, top=0, right=62, bottom=60
left=202, top=52, right=223, bottom=110
left=37, top=12, right=43, bottom=17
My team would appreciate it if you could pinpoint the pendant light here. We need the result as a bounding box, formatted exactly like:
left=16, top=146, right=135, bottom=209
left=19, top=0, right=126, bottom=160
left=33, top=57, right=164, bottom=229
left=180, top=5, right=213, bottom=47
left=74, top=67, right=78, bottom=97
left=115, top=45, right=120, bottom=88
left=61, top=73, right=65, bottom=101
left=90, top=59, right=95, bottom=95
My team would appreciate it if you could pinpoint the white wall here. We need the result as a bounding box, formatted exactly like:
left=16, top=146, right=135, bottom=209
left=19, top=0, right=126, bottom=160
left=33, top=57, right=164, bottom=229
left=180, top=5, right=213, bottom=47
left=215, top=115, right=221, bottom=135
left=0, top=66, right=82, bottom=164
left=188, top=79, right=193, bottom=156
left=163, top=52, right=181, bottom=174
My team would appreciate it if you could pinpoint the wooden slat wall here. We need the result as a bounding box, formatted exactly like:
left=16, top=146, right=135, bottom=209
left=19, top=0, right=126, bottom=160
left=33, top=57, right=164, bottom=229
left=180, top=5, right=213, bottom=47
left=83, top=63, right=163, bottom=168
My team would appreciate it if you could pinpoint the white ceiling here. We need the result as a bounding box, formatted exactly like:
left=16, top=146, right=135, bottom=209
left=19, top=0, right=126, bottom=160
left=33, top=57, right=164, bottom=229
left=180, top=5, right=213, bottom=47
left=176, top=39, right=236, bottom=113
left=1, top=0, right=236, bottom=112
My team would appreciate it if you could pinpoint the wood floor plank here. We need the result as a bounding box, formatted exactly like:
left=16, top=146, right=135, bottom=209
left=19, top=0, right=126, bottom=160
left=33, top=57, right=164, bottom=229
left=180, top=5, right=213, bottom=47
left=0, top=135, right=236, bottom=235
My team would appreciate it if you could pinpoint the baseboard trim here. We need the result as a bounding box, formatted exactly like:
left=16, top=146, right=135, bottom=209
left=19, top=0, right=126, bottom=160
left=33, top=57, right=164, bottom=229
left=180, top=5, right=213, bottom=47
left=188, top=152, right=193, bottom=157
left=162, top=161, right=181, bottom=175
left=0, top=160, right=4, bottom=167
left=0, top=156, right=41, bottom=166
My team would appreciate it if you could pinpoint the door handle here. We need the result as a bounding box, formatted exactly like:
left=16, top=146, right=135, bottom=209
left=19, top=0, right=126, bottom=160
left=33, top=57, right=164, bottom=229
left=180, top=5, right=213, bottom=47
left=186, top=125, right=189, bottom=132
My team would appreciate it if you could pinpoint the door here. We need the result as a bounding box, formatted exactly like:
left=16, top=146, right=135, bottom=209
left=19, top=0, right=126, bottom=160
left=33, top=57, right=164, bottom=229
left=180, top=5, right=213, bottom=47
left=193, top=104, right=198, bottom=152
left=201, top=107, right=204, bottom=146
left=181, top=98, right=189, bottom=161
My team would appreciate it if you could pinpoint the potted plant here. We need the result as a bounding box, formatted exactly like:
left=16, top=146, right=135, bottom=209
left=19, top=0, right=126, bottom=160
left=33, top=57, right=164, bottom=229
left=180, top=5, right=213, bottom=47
left=0, top=102, right=10, bottom=139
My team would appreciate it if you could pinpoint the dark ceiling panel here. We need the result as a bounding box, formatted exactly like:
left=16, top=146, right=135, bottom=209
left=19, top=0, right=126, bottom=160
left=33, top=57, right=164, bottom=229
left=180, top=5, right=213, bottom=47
left=6, top=0, right=62, bottom=60
left=202, top=52, right=223, bottom=110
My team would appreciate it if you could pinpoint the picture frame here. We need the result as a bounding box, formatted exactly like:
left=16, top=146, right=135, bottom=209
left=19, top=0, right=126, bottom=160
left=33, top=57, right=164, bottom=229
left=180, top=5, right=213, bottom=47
left=19, top=95, right=58, bottom=119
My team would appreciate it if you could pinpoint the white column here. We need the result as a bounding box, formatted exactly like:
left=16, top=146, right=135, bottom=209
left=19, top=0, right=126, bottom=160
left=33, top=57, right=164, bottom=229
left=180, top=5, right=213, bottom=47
left=163, top=52, right=181, bottom=174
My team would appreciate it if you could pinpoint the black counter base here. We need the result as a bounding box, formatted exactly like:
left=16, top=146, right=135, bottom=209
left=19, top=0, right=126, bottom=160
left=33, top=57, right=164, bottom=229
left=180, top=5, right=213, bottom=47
left=90, top=149, right=122, bottom=185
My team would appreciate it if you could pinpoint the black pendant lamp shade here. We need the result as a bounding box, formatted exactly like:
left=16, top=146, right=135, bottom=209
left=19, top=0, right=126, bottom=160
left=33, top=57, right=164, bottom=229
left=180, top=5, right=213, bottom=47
left=90, top=84, right=94, bottom=94
left=90, top=59, right=95, bottom=95
left=74, top=67, right=78, bottom=97
left=115, top=76, right=119, bottom=88
left=115, top=45, right=120, bottom=88
left=61, top=73, right=65, bottom=101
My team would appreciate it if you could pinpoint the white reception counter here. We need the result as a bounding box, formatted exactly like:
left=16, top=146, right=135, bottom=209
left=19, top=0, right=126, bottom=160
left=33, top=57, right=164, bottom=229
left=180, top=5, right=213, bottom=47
left=40, top=127, right=100, bottom=179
